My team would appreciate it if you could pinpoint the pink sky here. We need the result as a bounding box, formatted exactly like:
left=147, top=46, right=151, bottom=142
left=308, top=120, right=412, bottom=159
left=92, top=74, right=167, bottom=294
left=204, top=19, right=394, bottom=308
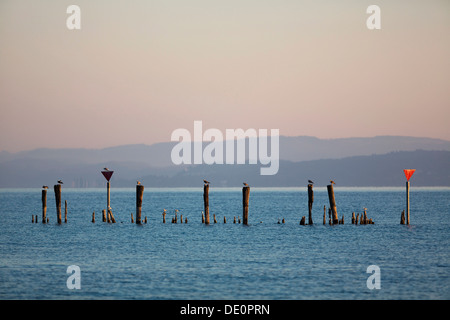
left=0, top=0, right=449, bottom=152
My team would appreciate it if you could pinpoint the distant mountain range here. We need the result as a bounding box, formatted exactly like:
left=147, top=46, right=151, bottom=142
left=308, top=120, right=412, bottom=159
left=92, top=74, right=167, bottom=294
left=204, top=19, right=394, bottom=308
left=0, top=136, right=449, bottom=187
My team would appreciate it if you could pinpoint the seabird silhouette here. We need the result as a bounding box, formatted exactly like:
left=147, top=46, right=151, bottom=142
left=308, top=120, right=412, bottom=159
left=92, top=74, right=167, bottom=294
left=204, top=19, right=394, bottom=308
left=42, top=185, right=48, bottom=189
left=330, top=180, right=336, bottom=185
left=243, top=182, right=249, bottom=187
left=104, top=167, right=109, bottom=171
left=203, top=179, right=210, bottom=184
left=57, top=180, right=63, bottom=184
left=308, top=180, right=314, bottom=185
left=137, top=181, right=141, bottom=185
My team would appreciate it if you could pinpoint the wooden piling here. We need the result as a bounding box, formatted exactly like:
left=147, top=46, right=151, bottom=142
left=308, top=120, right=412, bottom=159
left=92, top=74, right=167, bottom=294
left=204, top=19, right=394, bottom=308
left=185, top=217, right=188, bottom=223
left=323, top=206, right=326, bottom=225
left=109, top=209, right=116, bottom=223
left=327, top=184, right=339, bottom=225
left=233, top=216, right=236, bottom=223
left=42, top=189, right=47, bottom=223
left=352, top=212, right=355, bottom=224
left=162, top=210, right=166, bottom=223
left=102, top=209, right=106, bottom=222
left=106, top=181, right=111, bottom=215
left=144, top=216, right=147, bottom=224
left=406, top=181, right=410, bottom=225
left=64, top=200, right=68, bottom=223
left=131, top=213, right=134, bottom=223
left=355, top=213, right=359, bottom=225
left=54, top=184, right=62, bottom=224
left=92, top=211, right=95, bottom=223
left=32, top=215, right=34, bottom=223
left=242, top=186, right=250, bottom=225
left=224, top=216, right=226, bottom=223
left=202, top=212, right=205, bottom=223
left=180, top=214, right=183, bottom=223
left=136, top=184, right=144, bottom=225
left=204, top=184, right=210, bottom=225
left=307, top=184, right=314, bottom=225
left=213, top=214, right=217, bottom=223
left=400, top=210, right=405, bottom=225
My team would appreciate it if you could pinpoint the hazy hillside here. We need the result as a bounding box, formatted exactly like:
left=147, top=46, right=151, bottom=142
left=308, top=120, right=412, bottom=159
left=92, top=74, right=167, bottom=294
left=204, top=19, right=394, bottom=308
left=0, top=136, right=449, bottom=187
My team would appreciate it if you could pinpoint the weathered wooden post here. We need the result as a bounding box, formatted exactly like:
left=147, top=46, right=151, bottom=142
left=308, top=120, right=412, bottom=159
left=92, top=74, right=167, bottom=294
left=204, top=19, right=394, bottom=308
left=323, top=206, right=326, bottom=225
left=32, top=215, right=34, bottom=223
left=64, top=200, right=68, bottom=223
left=307, top=183, right=314, bottom=225
left=352, top=212, right=355, bottom=224
left=242, top=185, right=250, bottom=225
left=109, top=209, right=116, bottom=223
left=136, top=183, right=144, bottom=225
left=327, top=184, right=339, bottom=225
left=54, top=184, right=62, bottom=224
left=92, top=211, right=95, bottom=223
left=213, top=214, right=217, bottom=224
left=162, top=210, right=167, bottom=223
left=406, top=181, right=410, bottom=225
left=204, top=184, right=210, bottom=224
left=42, top=188, right=47, bottom=223
left=224, top=216, right=227, bottom=223
left=102, top=209, right=106, bottom=222
left=131, top=213, right=134, bottom=223
left=400, top=210, right=405, bottom=225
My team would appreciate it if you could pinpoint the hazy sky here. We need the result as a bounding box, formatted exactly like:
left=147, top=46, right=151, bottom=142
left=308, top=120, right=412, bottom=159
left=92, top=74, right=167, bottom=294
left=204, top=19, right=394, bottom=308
left=0, top=0, right=449, bottom=152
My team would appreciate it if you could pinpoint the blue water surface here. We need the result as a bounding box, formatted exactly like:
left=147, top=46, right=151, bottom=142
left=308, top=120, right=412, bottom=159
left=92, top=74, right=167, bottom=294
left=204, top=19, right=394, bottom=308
left=0, top=187, right=449, bottom=299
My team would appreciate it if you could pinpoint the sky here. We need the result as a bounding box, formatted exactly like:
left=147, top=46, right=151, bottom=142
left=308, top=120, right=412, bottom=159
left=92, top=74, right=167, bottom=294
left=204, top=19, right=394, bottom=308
left=0, top=0, right=449, bottom=152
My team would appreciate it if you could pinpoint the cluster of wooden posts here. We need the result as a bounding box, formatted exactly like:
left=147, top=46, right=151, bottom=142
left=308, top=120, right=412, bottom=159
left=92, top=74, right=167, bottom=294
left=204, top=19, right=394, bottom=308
left=33, top=181, right=387, bottom=226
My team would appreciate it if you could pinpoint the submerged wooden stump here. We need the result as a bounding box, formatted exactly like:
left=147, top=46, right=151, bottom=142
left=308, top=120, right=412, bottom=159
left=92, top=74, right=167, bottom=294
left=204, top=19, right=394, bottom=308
left=300, top=216, right=306, bottom=225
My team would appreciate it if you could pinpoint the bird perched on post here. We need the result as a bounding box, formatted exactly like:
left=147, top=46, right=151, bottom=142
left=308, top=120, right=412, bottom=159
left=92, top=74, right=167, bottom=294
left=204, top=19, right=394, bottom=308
left=308, top=180, right=314, bottom=185
left=330, top=180, right=336, bottom=185
left=103, top=167, right=109, bottom=171
left=42, top=185, right=48, bottom=189
left=136, top=181, right=141, bottom=185
left=203, top=179, right=210, bottom=185
left=243, top=182, right=249, bottom=187
left=57, top=180, right=63, bottom=184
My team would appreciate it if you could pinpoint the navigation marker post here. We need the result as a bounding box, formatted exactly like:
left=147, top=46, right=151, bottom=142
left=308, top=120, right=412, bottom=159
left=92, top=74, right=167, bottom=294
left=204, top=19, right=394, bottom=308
left=101, top=169, right=114, bottom=215
left=404, top=169, right=415, bottom=225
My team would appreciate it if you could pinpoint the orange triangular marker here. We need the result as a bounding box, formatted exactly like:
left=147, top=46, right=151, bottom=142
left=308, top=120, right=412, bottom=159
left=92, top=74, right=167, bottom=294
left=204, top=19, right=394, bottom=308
left=404, top=169, right=415, bottom=181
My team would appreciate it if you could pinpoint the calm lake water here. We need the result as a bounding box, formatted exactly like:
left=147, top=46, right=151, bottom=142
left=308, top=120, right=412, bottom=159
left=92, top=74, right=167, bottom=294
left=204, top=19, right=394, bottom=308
left=0, top=187, right=449, bottom=300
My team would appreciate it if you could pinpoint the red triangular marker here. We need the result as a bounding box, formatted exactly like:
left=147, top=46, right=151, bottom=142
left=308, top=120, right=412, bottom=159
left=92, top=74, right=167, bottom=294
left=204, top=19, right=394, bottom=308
left=403, top=169, right=415, bottom=181
left=101, top=171, right=114, bottom=181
